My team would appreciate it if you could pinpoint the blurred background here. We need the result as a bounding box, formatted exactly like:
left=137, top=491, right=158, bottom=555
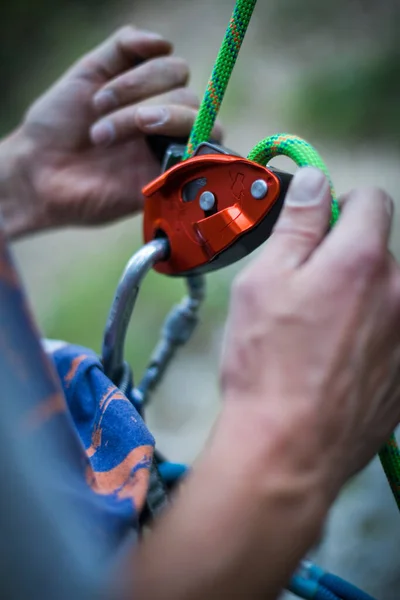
left=2, top=0, right=400, bottom=597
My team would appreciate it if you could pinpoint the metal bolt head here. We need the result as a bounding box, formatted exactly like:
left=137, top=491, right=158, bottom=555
left=199, top=191, right=216, bottom=211
left=251, top=179, right=268, bottom=199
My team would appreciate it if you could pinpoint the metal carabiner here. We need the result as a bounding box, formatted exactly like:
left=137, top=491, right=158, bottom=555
left=102, top=238, right=168, bottom=385
left=101, top=238, right=205, bottom=406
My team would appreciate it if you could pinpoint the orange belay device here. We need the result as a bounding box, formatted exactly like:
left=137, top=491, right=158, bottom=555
left=101, top=139, right=293, bottom=525
left=142, top=142, right=292, bottom=276
left=102, top=140, right=292, bottom=391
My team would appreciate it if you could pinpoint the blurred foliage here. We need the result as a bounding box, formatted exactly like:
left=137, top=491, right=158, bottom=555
left=0, top=0, right=113, bottom=132
left=2, top=0, right=400, bottom=141
left=266, top=0, right=399, bottom=44
left=286, top=49, right=400, bottom=147
left=262, top=0, right=400, bottom=147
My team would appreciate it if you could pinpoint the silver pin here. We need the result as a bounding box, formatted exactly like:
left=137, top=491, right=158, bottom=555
left=251, top=179, right=268, bottom=199
left=199, top=191, right=216, bottom=211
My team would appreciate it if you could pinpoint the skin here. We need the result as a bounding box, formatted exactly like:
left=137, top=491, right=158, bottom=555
left=1, top=24, right=400, bottom=600
left=0, top=25, right=222, bottom=238
left=126, top=169, right=400, bottom=599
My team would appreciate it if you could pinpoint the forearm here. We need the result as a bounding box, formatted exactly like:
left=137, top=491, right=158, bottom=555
left=0, top=129, right=44, bottom=239
left=127, top=402, right=332, bottom=600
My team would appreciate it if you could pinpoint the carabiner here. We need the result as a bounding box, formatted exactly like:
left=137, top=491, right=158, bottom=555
left=102, top=238, right=169, bottom=385
left=101, top=238, right=205, bottom=403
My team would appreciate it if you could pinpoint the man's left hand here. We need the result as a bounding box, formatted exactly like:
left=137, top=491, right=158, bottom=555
left=0, top=26, right=222, bottom=238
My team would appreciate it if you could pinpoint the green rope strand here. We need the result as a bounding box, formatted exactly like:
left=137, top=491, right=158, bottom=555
left=183, top=0, right=257, bottom=160
left=248, top=133, right=340, bottom=226
left=182, top=0, right=400, bottom=511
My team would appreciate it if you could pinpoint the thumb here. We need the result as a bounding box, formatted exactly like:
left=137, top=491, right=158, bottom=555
left=265, top=166, right=332, bottom=270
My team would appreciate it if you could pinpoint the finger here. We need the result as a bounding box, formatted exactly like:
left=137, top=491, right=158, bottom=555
left=71, top=26, right=172, bottom=83
left=138, top=87, right=225, bottom=141
left=136, top=103, right=223, bottom=142
left=258, top=167, right=332, bottom=271
left=90, top=104, right=223, bottom=147
left=312, top=186, right=394, bottom=272
left=139, top=89, right=225, bottom=145
left=92, top=56, right=190, bottom=115
left=140, top=86, right=200, bottom=110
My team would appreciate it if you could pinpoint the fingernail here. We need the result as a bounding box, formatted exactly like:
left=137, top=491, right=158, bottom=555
left=136, top=107, right=168, bottom=128
left=90, top=120, right=115, bottom=146
left=93, top=89, right=118, bottom=114
left=286, top=167, right=328, bottom=206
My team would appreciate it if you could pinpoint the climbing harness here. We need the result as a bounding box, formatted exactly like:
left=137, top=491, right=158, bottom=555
left=101, top=1, right=399, bottom=598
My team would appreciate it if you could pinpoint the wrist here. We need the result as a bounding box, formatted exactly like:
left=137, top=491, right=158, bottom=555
left=0, top=128, right=47, bottom=239
left=211, top=398, right=332, bottom=532
left=219, top=391, right=343, bottom=507
left=199, top=400, right=332, bottom=593
left=130, top=399, right=333, bottom=600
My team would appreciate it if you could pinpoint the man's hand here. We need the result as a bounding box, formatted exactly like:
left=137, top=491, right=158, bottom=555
left=0, top=26, right=222, bottom=238
left=221, top=167, right=400, bottom=495
left=127, top=171, right=400, bottom=600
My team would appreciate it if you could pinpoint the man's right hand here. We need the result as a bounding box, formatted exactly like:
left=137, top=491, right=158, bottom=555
left=221, top=167, right=400, bottom=496
left=127, top=169, right=400, bottom=600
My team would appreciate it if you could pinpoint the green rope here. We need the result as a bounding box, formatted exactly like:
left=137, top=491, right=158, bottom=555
left=248, top=134, right=340, bottom=226
left=183, top=0, right=400, bottom=511
left=183, top=0, right=258, bottom=160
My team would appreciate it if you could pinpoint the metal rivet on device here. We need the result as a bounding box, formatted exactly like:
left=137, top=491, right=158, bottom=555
left=251, top=179, right=268, bottom=199
left=199, top=191, right=216, bottom=211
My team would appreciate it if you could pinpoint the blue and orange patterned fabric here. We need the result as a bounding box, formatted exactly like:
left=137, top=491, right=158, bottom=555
left=0, top=232, right=157, bottom=597
left=45, top=340, right=155, bottom=535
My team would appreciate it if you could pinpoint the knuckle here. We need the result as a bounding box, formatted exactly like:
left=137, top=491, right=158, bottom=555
left=117, top=107, right=137, bottom=129
left=231, top=265, right=278, bottom=317
left=351, top=185, right=393, bottom=216
left=338, top=238, right=386, bottom=283
left=274, top=222, right=323, bottom=248
left=116, top=24, right=137, bottom=40
left=355, top=237, right=386, bottom=273
left=368, top=185, right=393, bottom=218
left=122, top=70, right=142, bottom=90
left=172, top=87, right=199, bottom=107
left=293, top=227, right=323, bottom=247
left=132, top=56, right=189, bottom=91
left=365, top=185, right=390, bottom=203
left=171, top=56, right=190, bottom=84
left=231, top=271, right=259, bottom=309
left=167, top=56, right=190, bottom=80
